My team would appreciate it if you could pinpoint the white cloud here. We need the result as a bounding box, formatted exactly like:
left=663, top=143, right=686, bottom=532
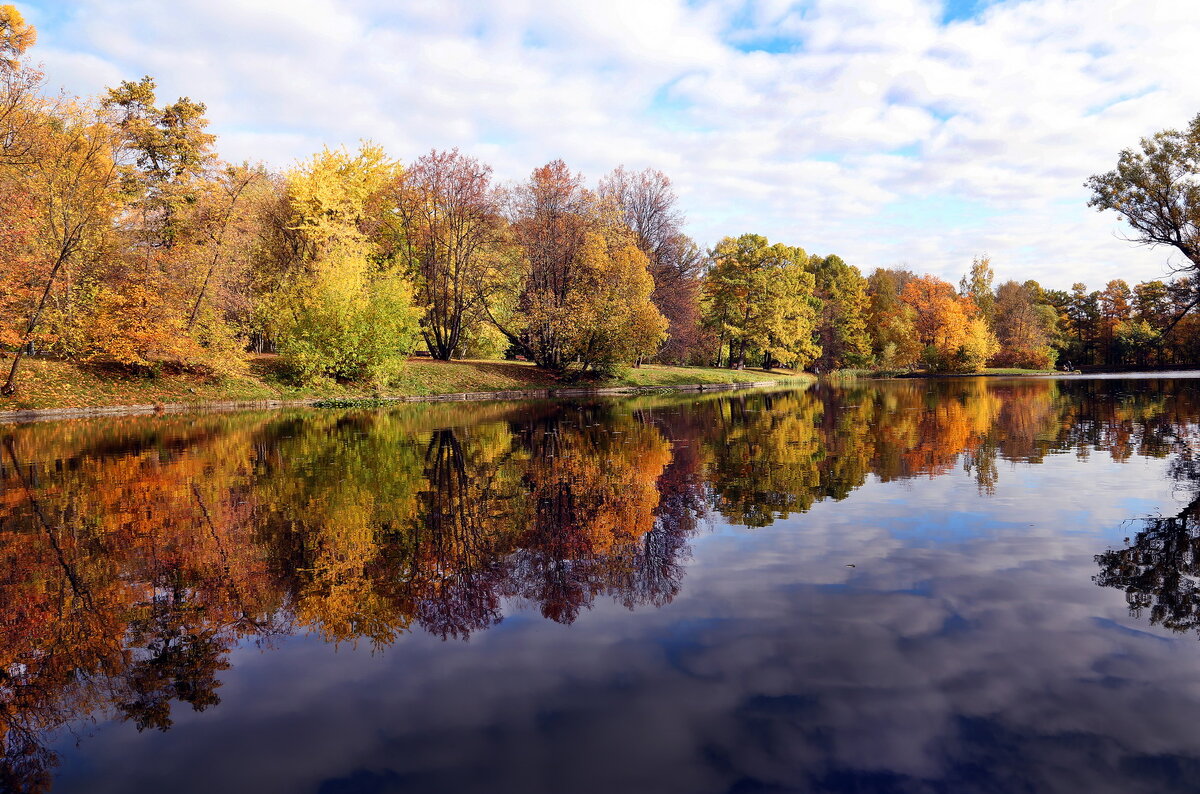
left=14, top=0, right=1200, bottom=287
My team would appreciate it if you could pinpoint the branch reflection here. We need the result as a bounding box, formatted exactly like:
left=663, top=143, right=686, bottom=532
left=3, top=377, right=1198, bottom=790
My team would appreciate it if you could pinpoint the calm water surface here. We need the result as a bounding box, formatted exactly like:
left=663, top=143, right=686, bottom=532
left=4, top=376, right=1200, bottom=793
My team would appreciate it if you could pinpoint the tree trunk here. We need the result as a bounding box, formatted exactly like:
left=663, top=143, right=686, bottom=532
left=2, top=248, right=71, bottom=396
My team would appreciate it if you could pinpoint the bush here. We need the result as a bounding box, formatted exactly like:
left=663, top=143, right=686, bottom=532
left=270, top=244, right=420, bottom=384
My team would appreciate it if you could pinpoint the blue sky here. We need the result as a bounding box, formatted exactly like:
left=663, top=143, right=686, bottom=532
left=13, top=0, right=1200, bottom=287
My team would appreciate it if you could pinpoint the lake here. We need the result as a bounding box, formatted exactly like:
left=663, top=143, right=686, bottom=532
left=4, top=375, right=1200, bottom=793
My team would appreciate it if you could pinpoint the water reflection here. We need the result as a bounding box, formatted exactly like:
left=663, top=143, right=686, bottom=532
left=1095, top=494, right=1200, bottom=635
left=3, top=377, right=1200, bottom=791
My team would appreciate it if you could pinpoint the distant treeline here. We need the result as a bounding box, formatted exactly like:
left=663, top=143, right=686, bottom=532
left=1, top=6, right=1196, bottom=394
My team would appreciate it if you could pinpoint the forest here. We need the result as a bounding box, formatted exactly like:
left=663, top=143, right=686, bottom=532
left=3, top=5, right=1200, bottom=398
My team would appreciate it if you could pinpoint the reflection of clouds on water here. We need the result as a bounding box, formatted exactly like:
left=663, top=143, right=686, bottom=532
left=0, top=375, right=1195, bottom=792
left=55, top=445, right=1200, bottom=794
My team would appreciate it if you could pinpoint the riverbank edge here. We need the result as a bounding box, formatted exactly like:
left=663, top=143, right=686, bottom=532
left=0, top=379, right=785, bottom=424
left=828, top=369, right=1068, bottom=380
left=888, top=370, right=1069, bottom=379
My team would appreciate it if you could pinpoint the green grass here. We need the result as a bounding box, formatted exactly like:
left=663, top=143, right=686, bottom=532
left=0, top=355, right=810, bottom=413
left=607, top=363, right=802, bottom=387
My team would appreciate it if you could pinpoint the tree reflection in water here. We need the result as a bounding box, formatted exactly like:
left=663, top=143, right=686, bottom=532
left=1095, top=437, right=1200, bottom=635
left=2, top=376, right=1198, bottom=790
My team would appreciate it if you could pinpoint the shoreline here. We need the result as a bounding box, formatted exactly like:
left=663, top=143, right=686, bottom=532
left=875, top=369, right=1199, bottom=380
left=886, top=370, right=1068, bottom=379
left=0, top=379, right=783, bottom=424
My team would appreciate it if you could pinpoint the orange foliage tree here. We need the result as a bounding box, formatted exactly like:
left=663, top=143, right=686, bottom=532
left=899, top=274, right=998, bottom=372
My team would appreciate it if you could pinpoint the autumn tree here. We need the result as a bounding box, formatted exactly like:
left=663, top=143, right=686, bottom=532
left=267, top=144, right=419, bottom=383
left=493, top=160, right=593, bottom=369
left=181, top=164, right=271, bottom=333
left=65, top=75, right=259, bottom=375
left=491, top=160, right=665, bottom=370
left=2, top=103, right=123, bottom=394
left=565, top=228, right=668, bottom=372
left=991, top=280, right=1059, bottom=369
left=866, top=268, right=922, bottom=368
left=755, top=259, right=821, bottom=370
left=1097, top=279, right=1133, bottom=366
left=0, top=173, right=38, bottom=349
left=0, top=4, right=42, bottom=167
left=390, top=149, right=504, bottom=360
left=598, top=166, right=704, bottom=362
left=899, top=274, right=997, bottom=372
left=959, top=255, right=995, bottom=326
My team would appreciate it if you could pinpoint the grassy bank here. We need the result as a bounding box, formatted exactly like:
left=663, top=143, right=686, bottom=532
left=0, top=355, right=809, bottom=412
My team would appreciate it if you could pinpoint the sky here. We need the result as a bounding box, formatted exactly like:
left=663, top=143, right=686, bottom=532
left=12, top=0, right=1200, bottom=287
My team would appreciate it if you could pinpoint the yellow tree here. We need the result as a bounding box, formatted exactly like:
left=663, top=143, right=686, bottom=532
left=0, top=4, right=43, bottom=167
left=566, top=229, right=667, bottom=371
left=753, top=263, right=821, bottom=370
left=269, top=143, right=419, bottom=383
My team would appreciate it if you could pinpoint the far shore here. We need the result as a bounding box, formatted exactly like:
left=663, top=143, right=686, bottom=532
left=835, top=366, right=1200, bottom=380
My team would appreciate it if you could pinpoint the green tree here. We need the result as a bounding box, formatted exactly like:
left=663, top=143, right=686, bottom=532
left=1114, top=318, right=1160, bottom=365
left=1066, top=283, right=1100, bottom=366
left=810, top=254, right=872, bottom=370
left=704, top=234, right=820, bottom=370
left=1134, top=280, right=1172, bottom=328
left=1086, top=113, right=1200, bottom=328
left=102, top=76, right=216, bottom=249
left=959, top=255, right=996, bottom=326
